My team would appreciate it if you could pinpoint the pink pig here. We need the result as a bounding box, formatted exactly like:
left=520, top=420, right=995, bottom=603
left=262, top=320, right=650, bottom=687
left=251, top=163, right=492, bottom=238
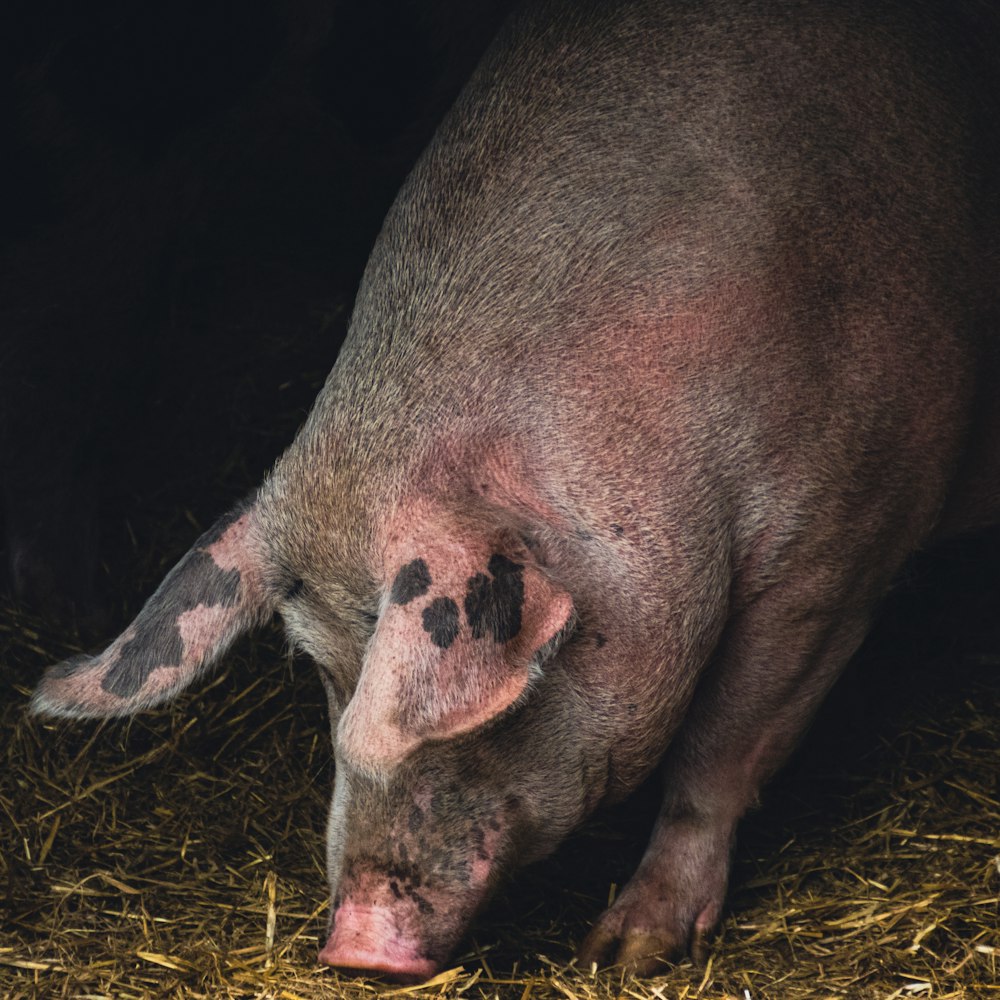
left=32, top=0, right=1000, bottom=981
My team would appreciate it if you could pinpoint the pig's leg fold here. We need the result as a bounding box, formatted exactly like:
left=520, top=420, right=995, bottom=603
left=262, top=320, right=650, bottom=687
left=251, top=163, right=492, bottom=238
left=579, top=589, right=874, bottom=975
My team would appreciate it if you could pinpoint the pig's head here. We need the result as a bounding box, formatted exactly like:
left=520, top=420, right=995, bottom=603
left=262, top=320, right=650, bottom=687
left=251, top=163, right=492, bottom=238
left=30, top=490, right=588, bottom=981
left=311, top=500, right=578, bottom=978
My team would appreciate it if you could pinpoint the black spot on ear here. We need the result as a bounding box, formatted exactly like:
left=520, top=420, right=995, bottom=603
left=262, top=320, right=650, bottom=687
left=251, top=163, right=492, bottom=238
left=391, top=558, right=432, bottom=605
left=103, top=624, right=185, bottom=697
left=285, top=577, right=304, bottom=599
left=422, top=596, right=460, bottom=649
left=100, top=548, right=241, bottom=697
left=464, top=554, right=524, bottom=643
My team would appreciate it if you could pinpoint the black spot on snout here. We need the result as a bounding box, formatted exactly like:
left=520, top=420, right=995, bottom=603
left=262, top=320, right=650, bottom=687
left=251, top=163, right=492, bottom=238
left=464, top=553, right=524, bottom=643
left=390, top=558, right=432, bottom=605
left=411, top=892, right=435, bottom=915
left=422, top=597, right=460, bottom=649
left=101, top=548, right=241, bottom=698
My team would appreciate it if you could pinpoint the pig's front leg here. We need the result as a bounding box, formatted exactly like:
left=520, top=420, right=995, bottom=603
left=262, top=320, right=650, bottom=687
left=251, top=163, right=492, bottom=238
left=578, top=585, right=875, bottom=974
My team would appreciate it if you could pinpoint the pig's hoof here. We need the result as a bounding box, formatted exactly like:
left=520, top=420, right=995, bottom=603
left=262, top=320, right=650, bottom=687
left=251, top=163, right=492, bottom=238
left=576, top=896, right=719, bottom=976
left=577, top=926, right=680, bottom=977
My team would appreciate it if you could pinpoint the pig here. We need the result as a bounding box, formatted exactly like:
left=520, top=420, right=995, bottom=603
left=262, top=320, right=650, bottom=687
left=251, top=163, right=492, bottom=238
left=30, top=0, right=1000, bottom=982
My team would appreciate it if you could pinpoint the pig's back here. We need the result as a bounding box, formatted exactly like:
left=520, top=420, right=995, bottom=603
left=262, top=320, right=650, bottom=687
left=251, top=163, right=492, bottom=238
left=314, top=0, right=999, bottom=550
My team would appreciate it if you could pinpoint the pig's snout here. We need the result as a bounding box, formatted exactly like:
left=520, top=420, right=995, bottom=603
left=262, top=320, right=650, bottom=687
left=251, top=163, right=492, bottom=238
left=318, top=858, right=481, bottom=984
left=321, top=770, right=513, bottom=981
left=319, top=901, right=439, bottom=983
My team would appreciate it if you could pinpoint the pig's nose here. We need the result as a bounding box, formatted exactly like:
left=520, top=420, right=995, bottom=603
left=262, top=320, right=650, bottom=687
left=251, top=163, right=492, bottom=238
left=318, top=902, right=439, bottom=983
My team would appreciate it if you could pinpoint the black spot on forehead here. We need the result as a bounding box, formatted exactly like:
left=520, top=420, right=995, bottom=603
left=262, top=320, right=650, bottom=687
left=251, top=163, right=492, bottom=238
left=465, top=554, right=524, bottom=643
left=390, top=558, right=432, bottom=605
left=422, top=597, right=460, bottom=649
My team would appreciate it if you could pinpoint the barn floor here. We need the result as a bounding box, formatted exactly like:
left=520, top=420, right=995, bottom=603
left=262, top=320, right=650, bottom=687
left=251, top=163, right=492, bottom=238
left=2, top=383, right=999, bottom=1000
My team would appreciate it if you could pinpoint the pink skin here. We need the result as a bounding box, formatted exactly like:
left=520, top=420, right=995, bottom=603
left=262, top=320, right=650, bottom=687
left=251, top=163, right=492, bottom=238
left=176, top=603, right=243, bottom=665
left=204, top=513, right=261, bottom=578
left=319, top=903, right=439, bottom=983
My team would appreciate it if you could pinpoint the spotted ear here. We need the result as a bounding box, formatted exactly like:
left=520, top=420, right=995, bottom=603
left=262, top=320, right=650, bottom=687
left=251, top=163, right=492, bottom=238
left=340, top=551, right=575, bottom=766
left=31, top=502, right=273, bottom=719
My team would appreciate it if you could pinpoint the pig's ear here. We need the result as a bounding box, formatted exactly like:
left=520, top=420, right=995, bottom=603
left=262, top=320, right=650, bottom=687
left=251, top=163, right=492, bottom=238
left=31, top=503, right=274, bottom=719
left=341, top=554, right=575, bottom=766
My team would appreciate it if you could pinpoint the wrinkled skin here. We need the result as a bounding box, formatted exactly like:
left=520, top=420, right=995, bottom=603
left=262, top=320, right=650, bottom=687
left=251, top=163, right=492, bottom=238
left=32, top=0, right=1000, bottom=981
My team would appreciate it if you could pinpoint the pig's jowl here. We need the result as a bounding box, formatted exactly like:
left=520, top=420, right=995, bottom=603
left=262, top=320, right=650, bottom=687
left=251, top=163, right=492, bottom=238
left=31, top=0, right=1000, bottom=983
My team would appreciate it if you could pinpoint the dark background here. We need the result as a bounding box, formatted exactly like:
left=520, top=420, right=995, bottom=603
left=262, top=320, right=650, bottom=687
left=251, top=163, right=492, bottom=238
left=0, top=0, right=513, bottom=631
